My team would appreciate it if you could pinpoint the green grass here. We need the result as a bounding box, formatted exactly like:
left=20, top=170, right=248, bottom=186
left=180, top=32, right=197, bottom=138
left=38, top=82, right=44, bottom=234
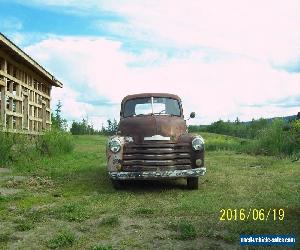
left=0, top=233, right=10, bottom=244
left=47, top=229, right=76, bottom=249
left=200, top=132, right=246, bottom=151
left=14, top=218, right=34, bottom=231
left=52, top=203, right=90, bottom=222
left=169, top=221, right=197, bottom=240
left=134, top=207, right=154, bottom=217
left=91, top=245, right=114, bottom=250
left=99, top=215, right=120, bottom=227
left=0, top=134, right=299, bottom=249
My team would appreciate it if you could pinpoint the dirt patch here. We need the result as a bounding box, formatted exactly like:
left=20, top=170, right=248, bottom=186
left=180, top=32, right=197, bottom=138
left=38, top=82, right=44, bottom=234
left=4, top=176, right=54, bottom=191
left=0, top=168, right=12, bottom=174
left=0, top=175, right=11, bottom=182
left=5, top=176, right=26, bottom=188
left=25, top=176, right=54, bottom=190
left=0, top=187, right=21, bottom=196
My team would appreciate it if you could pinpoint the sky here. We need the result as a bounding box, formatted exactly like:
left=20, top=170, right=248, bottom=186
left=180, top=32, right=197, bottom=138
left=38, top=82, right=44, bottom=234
left=0, top=0, right=299, bottom=127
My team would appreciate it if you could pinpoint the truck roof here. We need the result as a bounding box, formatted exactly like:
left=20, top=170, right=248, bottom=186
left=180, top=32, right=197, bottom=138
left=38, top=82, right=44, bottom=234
left=122, top=93, right=181, bottom=103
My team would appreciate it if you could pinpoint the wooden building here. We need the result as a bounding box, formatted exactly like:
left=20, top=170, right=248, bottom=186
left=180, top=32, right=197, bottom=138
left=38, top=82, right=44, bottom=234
left=0, top=33, right=62, bottom=134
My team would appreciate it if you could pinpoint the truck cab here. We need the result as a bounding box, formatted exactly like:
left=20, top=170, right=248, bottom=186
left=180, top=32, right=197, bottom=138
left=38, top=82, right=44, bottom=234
left=106, top=93, right=206, bottom=189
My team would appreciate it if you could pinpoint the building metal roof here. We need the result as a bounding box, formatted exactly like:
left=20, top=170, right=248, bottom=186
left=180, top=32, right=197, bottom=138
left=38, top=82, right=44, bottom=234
left=0, top=32, right=62, bottom=88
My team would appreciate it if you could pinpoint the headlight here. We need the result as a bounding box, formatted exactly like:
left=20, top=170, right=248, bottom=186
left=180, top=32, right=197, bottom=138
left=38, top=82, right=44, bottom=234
left=192, top=136, right=204, bottom=151
left=109, top=138, right=121, bottom=153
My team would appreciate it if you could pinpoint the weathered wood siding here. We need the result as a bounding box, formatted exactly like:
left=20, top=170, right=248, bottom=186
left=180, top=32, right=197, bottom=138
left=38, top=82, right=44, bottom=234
left=0, top=33, right=62, bottom=134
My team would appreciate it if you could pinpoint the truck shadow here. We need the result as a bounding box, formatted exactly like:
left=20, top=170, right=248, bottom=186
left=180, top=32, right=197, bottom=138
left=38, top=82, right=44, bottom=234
left=71, top=167, right=192, bottom=193
left=115, top=179, right=189, bottom=191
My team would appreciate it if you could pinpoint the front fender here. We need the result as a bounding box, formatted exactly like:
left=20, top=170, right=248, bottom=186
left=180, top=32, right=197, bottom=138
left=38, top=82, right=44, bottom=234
left=177, top=133, right=205, bottom=168
left=106, top=136, right=125, bottom=172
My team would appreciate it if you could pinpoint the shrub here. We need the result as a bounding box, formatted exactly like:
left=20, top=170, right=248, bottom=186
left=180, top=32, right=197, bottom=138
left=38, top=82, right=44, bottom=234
left=244, top=119, right=300, bottom=157
left=36, top=129, right=74, bottom=156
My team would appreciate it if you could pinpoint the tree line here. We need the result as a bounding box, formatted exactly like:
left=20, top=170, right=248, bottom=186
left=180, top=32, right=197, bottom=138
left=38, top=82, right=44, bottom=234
left=51, top=101, right=119, bottom=135
left=188, top=116, right=299, bottom=139
left=70, top=118, right=118, bottom=135
left=188, top=117, right=270, bottom=139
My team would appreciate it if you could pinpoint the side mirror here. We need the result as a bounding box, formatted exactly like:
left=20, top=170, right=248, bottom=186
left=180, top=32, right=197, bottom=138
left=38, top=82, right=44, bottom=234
left=190, top=112, right=195, bottom=119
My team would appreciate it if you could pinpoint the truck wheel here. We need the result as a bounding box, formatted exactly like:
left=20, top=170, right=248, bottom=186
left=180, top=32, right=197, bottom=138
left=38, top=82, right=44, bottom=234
left=187, top=177, right=199, bottom=190
left=112, top=180, right=123, bottom=190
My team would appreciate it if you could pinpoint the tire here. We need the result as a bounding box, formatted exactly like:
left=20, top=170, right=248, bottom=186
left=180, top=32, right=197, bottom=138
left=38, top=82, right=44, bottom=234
left=111, top=180, right=123, bottom=190
left=187, top=177, right=199, bottom=190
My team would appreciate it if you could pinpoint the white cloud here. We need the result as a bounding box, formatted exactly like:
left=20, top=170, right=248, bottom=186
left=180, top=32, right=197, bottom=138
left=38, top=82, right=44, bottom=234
left=25, top=36, right=300, bottom=127
left=109, top=0, right=300, bottom=65
left=10, top=0, right=299, bottom=127
left=13, top=0, right=300, bottom=69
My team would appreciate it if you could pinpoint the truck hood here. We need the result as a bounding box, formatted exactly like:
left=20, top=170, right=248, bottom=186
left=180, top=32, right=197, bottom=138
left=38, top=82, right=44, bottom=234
left=119, top=115, right=187, bottom=143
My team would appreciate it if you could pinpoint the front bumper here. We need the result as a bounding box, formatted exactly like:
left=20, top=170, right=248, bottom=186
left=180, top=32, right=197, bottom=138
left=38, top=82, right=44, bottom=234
left=108, top=167, right=206, bottom=180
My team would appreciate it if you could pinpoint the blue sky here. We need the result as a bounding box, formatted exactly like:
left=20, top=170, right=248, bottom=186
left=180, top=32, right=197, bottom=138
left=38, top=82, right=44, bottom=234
left=0, top=0, right=299, bottom=127
left=0, top=1, right=124, bottom=44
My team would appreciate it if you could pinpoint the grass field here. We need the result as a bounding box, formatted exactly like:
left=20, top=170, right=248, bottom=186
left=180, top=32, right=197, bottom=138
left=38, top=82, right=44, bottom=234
left=0, top=134, right=299, bottom=249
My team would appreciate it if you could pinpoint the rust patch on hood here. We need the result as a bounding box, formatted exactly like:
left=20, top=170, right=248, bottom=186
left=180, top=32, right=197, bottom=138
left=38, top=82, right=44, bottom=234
left=119, top=115, right=187, bottom=143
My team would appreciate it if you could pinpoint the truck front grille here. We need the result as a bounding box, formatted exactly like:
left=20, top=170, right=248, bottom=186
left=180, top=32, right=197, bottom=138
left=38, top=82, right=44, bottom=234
left=122, top=143, right=191, bottom=171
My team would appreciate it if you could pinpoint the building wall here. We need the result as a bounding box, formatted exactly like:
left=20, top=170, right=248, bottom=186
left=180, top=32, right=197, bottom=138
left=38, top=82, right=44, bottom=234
left=0, top=49, right=52, bottom=133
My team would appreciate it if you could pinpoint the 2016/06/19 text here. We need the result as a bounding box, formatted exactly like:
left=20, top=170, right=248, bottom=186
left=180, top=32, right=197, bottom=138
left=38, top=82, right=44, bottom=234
left=219, top=208, right=285, bottom=221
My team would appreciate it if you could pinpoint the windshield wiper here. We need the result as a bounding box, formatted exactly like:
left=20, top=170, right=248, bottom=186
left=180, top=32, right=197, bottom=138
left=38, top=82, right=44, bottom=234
left=153, top=113, right=176, bottom=116
left=133, top=113, right=152, bottom=117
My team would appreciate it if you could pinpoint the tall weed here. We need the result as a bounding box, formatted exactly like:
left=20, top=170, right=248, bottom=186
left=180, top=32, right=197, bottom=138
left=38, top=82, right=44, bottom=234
left=36, top=129, right=74, bottom=156
left=0, top=129, right=74, bottom=165
left=242, top=119, right=300, bottom=157
left=0, top=131, right=13, bottom=165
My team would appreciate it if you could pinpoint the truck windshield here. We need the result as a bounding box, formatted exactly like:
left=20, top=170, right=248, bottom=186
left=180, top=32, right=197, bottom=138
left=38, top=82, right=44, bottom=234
left=123, top=97, right=181, bottom=117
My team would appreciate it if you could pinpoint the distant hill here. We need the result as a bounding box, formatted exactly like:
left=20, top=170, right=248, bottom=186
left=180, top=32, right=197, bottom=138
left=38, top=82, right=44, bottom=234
left=243, top=114, right=298, bottom=124
left=282, top=115, right=298, bottom=122
left=189, top=113, right=299, bottom=130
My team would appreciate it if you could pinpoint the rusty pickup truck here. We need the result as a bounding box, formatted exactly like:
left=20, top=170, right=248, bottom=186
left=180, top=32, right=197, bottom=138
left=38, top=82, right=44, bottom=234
left=106, top=93, right=206, bottom=189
